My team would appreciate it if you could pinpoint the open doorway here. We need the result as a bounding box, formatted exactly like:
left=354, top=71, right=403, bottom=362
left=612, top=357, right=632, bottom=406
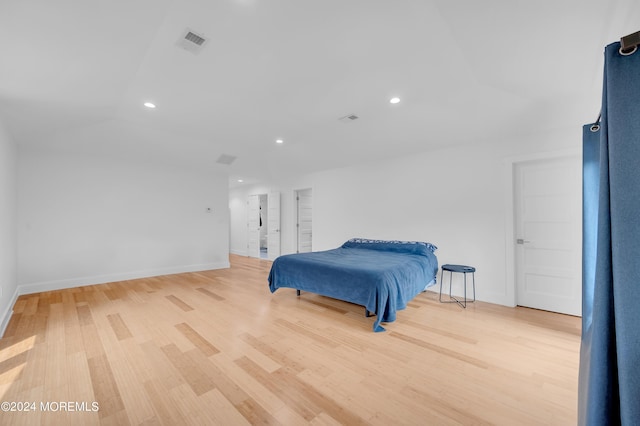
left=247, top=191, right=280, bottom=260
left=258, top=194, right=268, bottom=258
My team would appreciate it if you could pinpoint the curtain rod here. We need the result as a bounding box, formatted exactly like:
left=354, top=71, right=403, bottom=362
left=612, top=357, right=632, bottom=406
left=620, top=30, right=640, bottom=54
left=592, top=31, right=640, bottom=130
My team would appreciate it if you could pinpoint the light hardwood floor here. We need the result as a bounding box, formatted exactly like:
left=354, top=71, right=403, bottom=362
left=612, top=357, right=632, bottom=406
left=0, top=254, right=580, bottom=425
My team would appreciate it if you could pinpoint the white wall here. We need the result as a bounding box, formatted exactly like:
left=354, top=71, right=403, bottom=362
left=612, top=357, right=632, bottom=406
left=18, top=150, right=230, bottom=293
left=0, top=119, right=18, bottom=335
left=230, top=126, right=581, bottom=307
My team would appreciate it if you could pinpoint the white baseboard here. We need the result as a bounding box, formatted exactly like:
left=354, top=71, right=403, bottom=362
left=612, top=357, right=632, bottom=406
left=0, top=286, right=19, bottom=338
left=17, top=261, right=231, bottom=296
left=230, top=248, right=247, bottom=256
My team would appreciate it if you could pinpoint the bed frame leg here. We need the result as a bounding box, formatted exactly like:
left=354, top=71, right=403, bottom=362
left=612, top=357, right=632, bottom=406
left=296, top=289, right=300, bottom=296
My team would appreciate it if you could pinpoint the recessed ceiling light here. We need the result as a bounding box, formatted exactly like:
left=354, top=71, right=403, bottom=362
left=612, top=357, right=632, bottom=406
left=389, top=97, right=400, bottom=104
left=144, top=102, right=156, bottom=108
left=276, top=139, right=284, bottom=144
left=237, top=179, right=244, bottom=183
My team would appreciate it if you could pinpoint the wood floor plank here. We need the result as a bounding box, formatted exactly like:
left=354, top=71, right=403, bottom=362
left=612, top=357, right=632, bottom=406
left=274, top=319, right=340, bottom=349
left=107, top=313, right=133, bottom=341
left=139, top=340, right=186, bottom=391
left=209, top=351, right=289, bottom=415
left=166, top=383, right=218, bottom=425
left=175, top=322, right=219, bottom=356
left=196, top=287, right=225, bottom=301
left=1, top=312, right=21, bottom=339
left=300, top=299, right=349, bottom=315
left=144, top=379, right=190, bottom=425
left=235, top=356, right=319, bottom=421
left=160, top=343, right=216, bottom=396
left=164, top=295, right=194, bottom=312
left=87, top=354, right=126, bottom=418
left=14, top=340, right=47, bottom=396
left=390, top=330, right=490, bottom=369
left=22, top=295, right=39, bottom=316
left=108, top=351, right=157, bottom=425
left=66, top=350, right=97, bottom=413
left=76, top=304, right=94, bottom=327
left=0, top=254, right=581, bottom=425
left=270, top=367, right=369, bottom=426
left=44, top=306, right=67, bottom=391
left=239, top=332, right=302, bottom=373
left=0, top=345, right=29, bottom=385
left=196, top=387, right=253, bottom=425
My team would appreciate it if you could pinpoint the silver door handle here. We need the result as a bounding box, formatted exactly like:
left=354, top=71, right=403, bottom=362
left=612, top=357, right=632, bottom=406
left=516, top=239, right=531, bottom=244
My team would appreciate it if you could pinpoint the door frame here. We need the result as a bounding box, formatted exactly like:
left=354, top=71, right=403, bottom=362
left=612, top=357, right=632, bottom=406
left=503, top=148, right=581, bottom=308
left=295, top=188, right=313, bottom=253
left=267, top=190, right=280, bottom=260
left=246, top=194, right=262, bottom=259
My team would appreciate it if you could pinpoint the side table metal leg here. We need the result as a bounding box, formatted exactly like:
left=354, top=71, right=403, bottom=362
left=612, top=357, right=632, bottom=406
left=462, top=272, right=467, bottom=308
left=472, top=272, right=476, bottom=302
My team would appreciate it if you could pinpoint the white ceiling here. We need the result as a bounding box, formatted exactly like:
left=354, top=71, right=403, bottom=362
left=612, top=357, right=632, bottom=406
left=1, top=0, right=638, bottom=187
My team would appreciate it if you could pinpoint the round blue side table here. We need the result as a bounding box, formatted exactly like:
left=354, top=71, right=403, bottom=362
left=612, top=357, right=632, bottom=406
left=439, top=264, right=476, bottom=308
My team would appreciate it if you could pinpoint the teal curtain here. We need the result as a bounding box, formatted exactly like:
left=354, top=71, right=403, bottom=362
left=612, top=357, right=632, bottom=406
left=579, top=42, right=640, bottom=425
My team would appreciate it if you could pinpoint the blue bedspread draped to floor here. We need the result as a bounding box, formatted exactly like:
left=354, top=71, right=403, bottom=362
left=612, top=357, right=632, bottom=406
left=268, top=239, right=438, bottom=332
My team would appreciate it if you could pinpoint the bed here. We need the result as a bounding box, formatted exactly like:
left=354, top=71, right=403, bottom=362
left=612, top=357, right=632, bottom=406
left=268, top=238, right=438, bottom=332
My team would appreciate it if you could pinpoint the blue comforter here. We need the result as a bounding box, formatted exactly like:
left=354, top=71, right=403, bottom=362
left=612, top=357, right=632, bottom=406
left=268, top=239, right=438, bottom=332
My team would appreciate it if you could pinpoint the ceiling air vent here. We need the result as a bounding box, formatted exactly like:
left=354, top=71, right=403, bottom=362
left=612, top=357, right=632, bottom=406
left=216, top=154, right=237, bottom=165
left=177, top=29, right=208, bottom=54
left=185, top=31, right=205, bottom=46
left=338, top=114, right=359, bottom=123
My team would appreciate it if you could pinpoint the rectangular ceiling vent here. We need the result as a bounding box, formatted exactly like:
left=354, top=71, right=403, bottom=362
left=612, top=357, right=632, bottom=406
left=177, top=29, right=208, bottom=54
left=338, top=114, right=359, bottom=123
left=216, top=154, right=237, bottom=165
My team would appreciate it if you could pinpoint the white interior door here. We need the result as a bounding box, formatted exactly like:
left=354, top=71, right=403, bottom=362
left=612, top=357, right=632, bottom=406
left=296, top=188, right=313, bottom=253
left=267, top=191, right=280, bottom=260
left=247, top=195, right=260, bottom=258
left=514, top=156, right=582, bottom=316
